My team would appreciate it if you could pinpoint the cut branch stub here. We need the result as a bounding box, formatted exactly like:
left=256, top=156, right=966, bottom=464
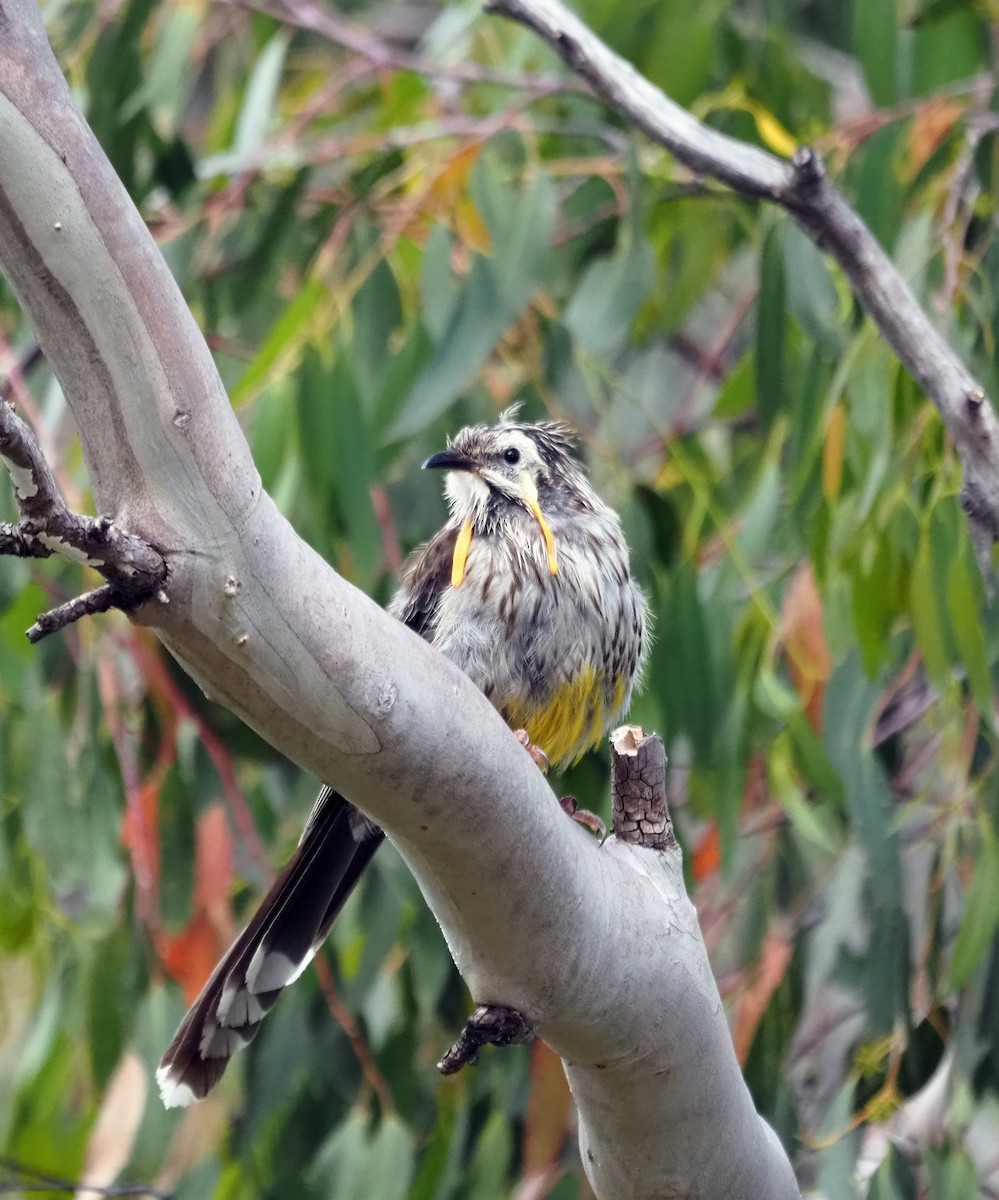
left=609, top=725, right=674, bottom=850
left=437, top=1005, right=534, bottom=1075
left=0, top=399, right=168, bottom=640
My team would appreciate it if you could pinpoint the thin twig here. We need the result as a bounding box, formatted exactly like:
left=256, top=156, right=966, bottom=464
left=0, top=401, right=168, bottom=638
left=0, top=1158, right=173, bottom=1200
left=235, top=0, right=588, bottom=97
left=313, top=955, right=396, bottom=1115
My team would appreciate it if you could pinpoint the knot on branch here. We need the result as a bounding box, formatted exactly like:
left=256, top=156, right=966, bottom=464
left=790, top=145, right=824, bottom=185
left=0, top=398, right=168, bottom=641
left=438, top=1005, right=534, bottom=1075
left=610, top=725, right=674, bottom=850
left=782, top=145, right=826, bottom=209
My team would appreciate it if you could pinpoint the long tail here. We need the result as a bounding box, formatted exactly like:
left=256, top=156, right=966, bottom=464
left=156, top=787, right=383, bottom=1107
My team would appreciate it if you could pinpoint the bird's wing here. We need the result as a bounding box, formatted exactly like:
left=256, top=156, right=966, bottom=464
left=390, top=524, right=459, bottom=640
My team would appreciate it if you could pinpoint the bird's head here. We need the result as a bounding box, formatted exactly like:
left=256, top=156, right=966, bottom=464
left=423, top=409, right=585, bottom=582
left=423, top=409, right=581, bottom=527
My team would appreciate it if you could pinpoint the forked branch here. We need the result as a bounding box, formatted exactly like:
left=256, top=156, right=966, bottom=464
left=0, top=398, right=167, bottom=641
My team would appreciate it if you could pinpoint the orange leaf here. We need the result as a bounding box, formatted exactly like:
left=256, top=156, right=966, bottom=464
left=522, top=1041, right=573, bottom=1178
left=732, top=924, right=793, bottom=1064
left=159, top=803, right=236, bottom=1002
left=692, top=823, right=721, bottom=880
left=906, top=98, right=965, bottom=180
left=194, top=802, right=235, bottom=912
left=782, top=563, right=831, bottom=732
left=159, top=914, right=225, bottom=1005
left=120, top=777, right=162, bottom=888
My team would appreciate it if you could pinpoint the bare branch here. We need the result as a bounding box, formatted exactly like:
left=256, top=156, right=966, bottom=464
left=240, top=0, right=587, bottom=98
left=26, top=583, right=119, bottom=642
left=0, top=400, right=168, bottom=638
left=487, top=0, right=999, bottom=563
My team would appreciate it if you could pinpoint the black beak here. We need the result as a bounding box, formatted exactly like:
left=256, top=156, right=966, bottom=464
left=422, top=448, right=477, bottom=472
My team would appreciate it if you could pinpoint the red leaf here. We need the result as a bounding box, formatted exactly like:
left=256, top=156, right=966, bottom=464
left=158, top=803, right=236, bottom=1002
left=731, top=924, right=793, bottom=1064
left=692, top=823, right=721, bottom=880
left=522, top=1041, right=573, bottom=1180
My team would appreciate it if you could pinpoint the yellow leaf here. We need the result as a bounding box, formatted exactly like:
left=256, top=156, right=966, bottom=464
left=823, top=402, right=846, bottom=500
left=751, top=105, right=798, bottom=158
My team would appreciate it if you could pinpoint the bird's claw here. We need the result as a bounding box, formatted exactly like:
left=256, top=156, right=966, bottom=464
left=514, top=728, right=550, bottom=774
left=559, top=794, right=608, bottom=842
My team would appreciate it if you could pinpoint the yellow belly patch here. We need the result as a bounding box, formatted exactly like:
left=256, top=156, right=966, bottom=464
left=502, top=667, right=622, bottom=768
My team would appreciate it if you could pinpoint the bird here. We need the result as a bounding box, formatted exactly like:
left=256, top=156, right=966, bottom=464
left=156, top=408, right=649, bottom=1107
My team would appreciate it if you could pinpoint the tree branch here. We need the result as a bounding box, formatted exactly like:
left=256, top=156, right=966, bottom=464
left=239, top=0, right=587, bottom=98
left=486, top=0, right=999, bottom=566
left=0, top=1, right=798, bottom=1195
left=0, top=398, right=168, bottom=639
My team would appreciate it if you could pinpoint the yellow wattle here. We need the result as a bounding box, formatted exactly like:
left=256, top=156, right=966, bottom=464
left=518, top=474, right=558, bottom=574
left=526, top=496, right=559, bottom=575
left=451, top=517, right=474, bottom=588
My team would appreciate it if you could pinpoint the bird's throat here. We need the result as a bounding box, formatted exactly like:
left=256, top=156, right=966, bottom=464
left=450, top=483, right=559, bottom=589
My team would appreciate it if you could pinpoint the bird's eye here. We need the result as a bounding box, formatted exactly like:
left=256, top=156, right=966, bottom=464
left=503, top=446, right=521, bottom=465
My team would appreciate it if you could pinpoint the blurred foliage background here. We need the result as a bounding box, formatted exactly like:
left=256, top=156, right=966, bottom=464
left=2, top=0, right=999, bottom=1195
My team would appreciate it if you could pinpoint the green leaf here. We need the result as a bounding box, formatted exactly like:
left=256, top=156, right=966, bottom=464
left=352, top=258, right=403, bottom=406
left=770, top=732, right=843, bottom=855
left=948, top=827, right=999, bottom=988
left=853, top=0, right=899, bottom=106
left=783, top=222, right=843, bottom=354
left=467, top=1110, right=513, bottom=1200
left=310, top=1110, right=415, bottom=1200
left=946, top=549, right=992, bottom=722
left=565, top=233, right=655, bottom=358
left=646, top=0, right=716, bottom=106
left=234, top=30, right=290, bottom=159
left=420, top=223, right=460, bottom=343
left=823, top=653, right=900, bottom=907
left=389, top=255, right=504, bottom=438
left=118, top=6, right=198, bottom=128
left=408, top=1095, right=467, bottom=1200
left=234, top=276, right=330, bottom=406
left=910, top=514, right=952, bottom=685
left=755, top=223, right=786, bottom=432
left=0, top=582, right=49, bottom=695
left=655, top=561, right=718, bottom=761
left=911, top=10, right=985, bottom=95
left=470, top=165, right=556, bottom=314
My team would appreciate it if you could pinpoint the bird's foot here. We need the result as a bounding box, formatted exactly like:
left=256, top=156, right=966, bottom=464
left=513, top=728, right=550, bottom=774
left=559, top=795, right=608, bottom=842
left=438, top=1005, right=534, bottom=1075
